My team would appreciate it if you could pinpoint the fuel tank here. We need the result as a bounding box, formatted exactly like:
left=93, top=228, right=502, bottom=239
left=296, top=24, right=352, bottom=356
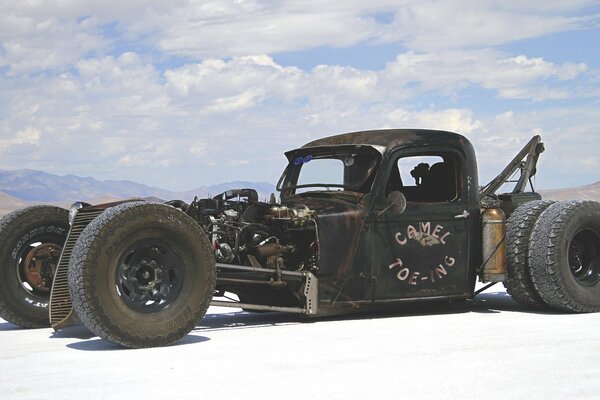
left=481, top=208, right=507, bottom=282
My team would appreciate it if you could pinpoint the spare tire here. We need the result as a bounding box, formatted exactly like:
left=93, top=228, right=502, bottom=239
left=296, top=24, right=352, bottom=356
left=504, top=200, right=554, bottom=309
left=68, top=202, right=216, bottom=348
left=0, top=206, right=69, bottom=327
left=529, top=200, right=600, bottom=312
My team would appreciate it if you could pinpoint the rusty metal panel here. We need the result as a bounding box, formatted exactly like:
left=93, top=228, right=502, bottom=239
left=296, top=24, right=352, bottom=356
left=303, top=129, right=470, bottom=154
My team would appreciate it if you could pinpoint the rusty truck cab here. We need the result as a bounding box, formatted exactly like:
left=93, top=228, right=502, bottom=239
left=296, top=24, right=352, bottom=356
left=279, top=129, right=482, bottom=312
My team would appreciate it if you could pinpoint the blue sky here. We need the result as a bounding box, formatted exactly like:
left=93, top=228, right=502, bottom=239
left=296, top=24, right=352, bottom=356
left=0, top=1, right=599, bottom=191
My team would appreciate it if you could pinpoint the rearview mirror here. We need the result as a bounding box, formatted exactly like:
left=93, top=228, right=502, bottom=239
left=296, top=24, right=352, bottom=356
left=378, top=191, right=407, bottom=216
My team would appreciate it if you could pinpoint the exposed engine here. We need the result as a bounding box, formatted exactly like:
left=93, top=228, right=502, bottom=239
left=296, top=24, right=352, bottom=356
left=166, top=189, right=320, bottom=273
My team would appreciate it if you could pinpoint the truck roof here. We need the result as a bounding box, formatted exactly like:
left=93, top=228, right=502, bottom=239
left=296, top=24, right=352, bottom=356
left=302, top=129, right=471, bottom=153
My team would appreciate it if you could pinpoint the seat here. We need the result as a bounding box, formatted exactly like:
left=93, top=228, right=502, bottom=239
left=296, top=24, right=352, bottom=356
left=423, top=162, right=456, bottom=201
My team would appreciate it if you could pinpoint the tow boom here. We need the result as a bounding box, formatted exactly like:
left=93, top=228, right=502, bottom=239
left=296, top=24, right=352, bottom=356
left=480, top=135, right=545, bottom=197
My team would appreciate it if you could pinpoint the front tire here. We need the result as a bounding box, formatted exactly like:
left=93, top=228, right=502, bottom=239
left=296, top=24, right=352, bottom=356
left=69, top=202, right=216, bottom=348
left=529, top=200, right=600, bottom=312
left=0, top=206, right=69, bottom=327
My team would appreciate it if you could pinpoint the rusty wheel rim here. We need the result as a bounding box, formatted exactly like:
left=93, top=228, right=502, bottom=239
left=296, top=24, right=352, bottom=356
left=18, top=242, right=62, bottom=295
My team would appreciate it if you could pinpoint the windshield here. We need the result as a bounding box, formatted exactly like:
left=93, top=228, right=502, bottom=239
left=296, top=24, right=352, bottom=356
left=277, top=145, right=382, bottom=195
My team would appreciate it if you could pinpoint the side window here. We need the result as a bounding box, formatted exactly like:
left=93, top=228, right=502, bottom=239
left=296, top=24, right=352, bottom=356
left=386, top=153, right=460, bottom=202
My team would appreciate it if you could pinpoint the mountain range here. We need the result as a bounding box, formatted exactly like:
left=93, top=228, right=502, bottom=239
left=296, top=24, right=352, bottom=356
left=0, top=168, right=599, bottom=217
left=0, top=169, right=276, bottom=216
left=539, top=181, right=600, bottom=202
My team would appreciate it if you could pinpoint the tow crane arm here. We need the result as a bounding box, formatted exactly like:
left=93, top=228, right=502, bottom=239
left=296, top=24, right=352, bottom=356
left=480, top=135, right=545, bottom=197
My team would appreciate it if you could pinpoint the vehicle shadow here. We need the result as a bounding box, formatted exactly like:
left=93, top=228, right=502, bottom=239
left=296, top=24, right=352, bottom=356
left=195, top=310, right=306, bottom=333
left=468, top=290, right=529, bottom=313
left=0, top=321, right=20, bottom=331
left=193, top=289, right=552, bottom=333
left=65, top=334, right=211, bottom=351
left=52, top=322, right=211, bottom=351
left=51, top=324, right=96, bottom=339
left=42, top=289, right=551, bottom=349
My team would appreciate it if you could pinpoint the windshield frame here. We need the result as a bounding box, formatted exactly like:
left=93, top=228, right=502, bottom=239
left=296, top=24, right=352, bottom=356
left=276, top=144, right=384, bottom=195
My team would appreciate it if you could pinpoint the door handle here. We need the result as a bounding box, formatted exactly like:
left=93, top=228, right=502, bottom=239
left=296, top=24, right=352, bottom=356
left=454, top=210, right=470, bottom=219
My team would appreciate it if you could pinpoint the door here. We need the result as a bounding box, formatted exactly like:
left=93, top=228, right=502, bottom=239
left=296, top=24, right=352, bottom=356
left=372, top=150, right=476, bottom=300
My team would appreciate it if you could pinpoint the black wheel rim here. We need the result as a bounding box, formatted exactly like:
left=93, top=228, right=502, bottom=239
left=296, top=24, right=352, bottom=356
left=16, top=239, right=62, bottom=298
left=568, top=229, right=600, bottom=286
left=115, top=239, right=185, bottom=313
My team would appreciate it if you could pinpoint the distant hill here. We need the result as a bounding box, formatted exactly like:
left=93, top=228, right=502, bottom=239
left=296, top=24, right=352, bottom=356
left=540, top=181, right=600, bottom=201
left=0, top=191, right=27, bottom=217
left=0, top=169, right=176, bottom=202
left=0, top=169, right=276, bottom=217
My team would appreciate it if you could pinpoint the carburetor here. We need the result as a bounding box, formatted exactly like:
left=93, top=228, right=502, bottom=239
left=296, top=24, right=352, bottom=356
left=265, top=205, right=315, bottom=228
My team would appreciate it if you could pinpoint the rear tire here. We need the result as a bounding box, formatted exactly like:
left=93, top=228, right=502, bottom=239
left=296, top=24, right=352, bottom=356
left=69, top=202, right=216, bottom=347
left=529, top=201, right=600, bottom=312
left=0, top=206, right=69, bottom=327
left=504, top=200, right=554, bottom=309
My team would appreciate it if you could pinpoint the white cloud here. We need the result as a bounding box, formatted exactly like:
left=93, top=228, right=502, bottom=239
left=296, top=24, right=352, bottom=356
left=579, top=157, right=599, bottom=168
left=382, top=51, right=588, bottom=101
left=469, top=106, right=600, bottom=188
left=0, top=127, right=41, bottom=150
left=165, top=56, right=303, bottom=102
left=140, top=1, right=600, bottom=58
left=190, top=141, right=208, bottom=156
left=118, top=139, right=174, bottom=167
left=0, top=15, right=107, bottom=74
left=0, top=2, right=598, bottom=190
left=387, top=108, right=482, bottom=134
left=381, top=1, right=596, bottom=52
left=204, top=89, right=266, bottom=113
left=151, top=1, right=400, bottom=58
left=229, top=160, right=250, bottom=166
left=2, top=1, right=598, bottom=72
left=1, top=48, right=598, bottom=188
left=310, top=65, right=378, bottom=99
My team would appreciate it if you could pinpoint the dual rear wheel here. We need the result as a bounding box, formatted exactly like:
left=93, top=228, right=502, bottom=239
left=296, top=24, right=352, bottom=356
left=505, top=200, right=600, bottom=312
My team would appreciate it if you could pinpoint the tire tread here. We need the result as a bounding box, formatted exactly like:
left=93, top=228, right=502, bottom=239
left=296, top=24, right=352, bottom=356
left=69, top=202, right=216, bottom=348
left=503, top=200, right=554, bottom=309
left=0, top=206, right=68, bottom=328
left=529, top=200, right=600, bottom=312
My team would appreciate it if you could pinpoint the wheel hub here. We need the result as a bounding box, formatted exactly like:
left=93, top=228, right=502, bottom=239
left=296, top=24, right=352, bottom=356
left=116, top=240, right=184, bottom=313
left=568, top=229, right=600, bottom=286
left=124, top=260, right=164, bottom=295
left=22, top=243, right=62, bottom=293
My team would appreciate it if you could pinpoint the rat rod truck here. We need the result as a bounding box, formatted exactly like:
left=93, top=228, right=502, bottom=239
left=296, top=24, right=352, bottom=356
left=1, top=129, right=599, bottom=348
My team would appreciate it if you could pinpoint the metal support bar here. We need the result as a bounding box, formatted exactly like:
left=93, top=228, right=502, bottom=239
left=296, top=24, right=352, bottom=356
left=480, top=135, right=544, bottom=197
left=513, top=138, right=544, bottom=193
left=216, top=262, right=306, bottom=277
left=216, top=277, right=287, bottom=286
left=213, top=263, right=319, bottom=315
left=210, top=300, right=308, bottom=314
left=472, top=282, right=498, bottom=297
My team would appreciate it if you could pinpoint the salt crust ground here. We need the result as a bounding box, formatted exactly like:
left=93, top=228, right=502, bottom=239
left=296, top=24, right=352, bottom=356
left=1, top=287, right=599, bottom=400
